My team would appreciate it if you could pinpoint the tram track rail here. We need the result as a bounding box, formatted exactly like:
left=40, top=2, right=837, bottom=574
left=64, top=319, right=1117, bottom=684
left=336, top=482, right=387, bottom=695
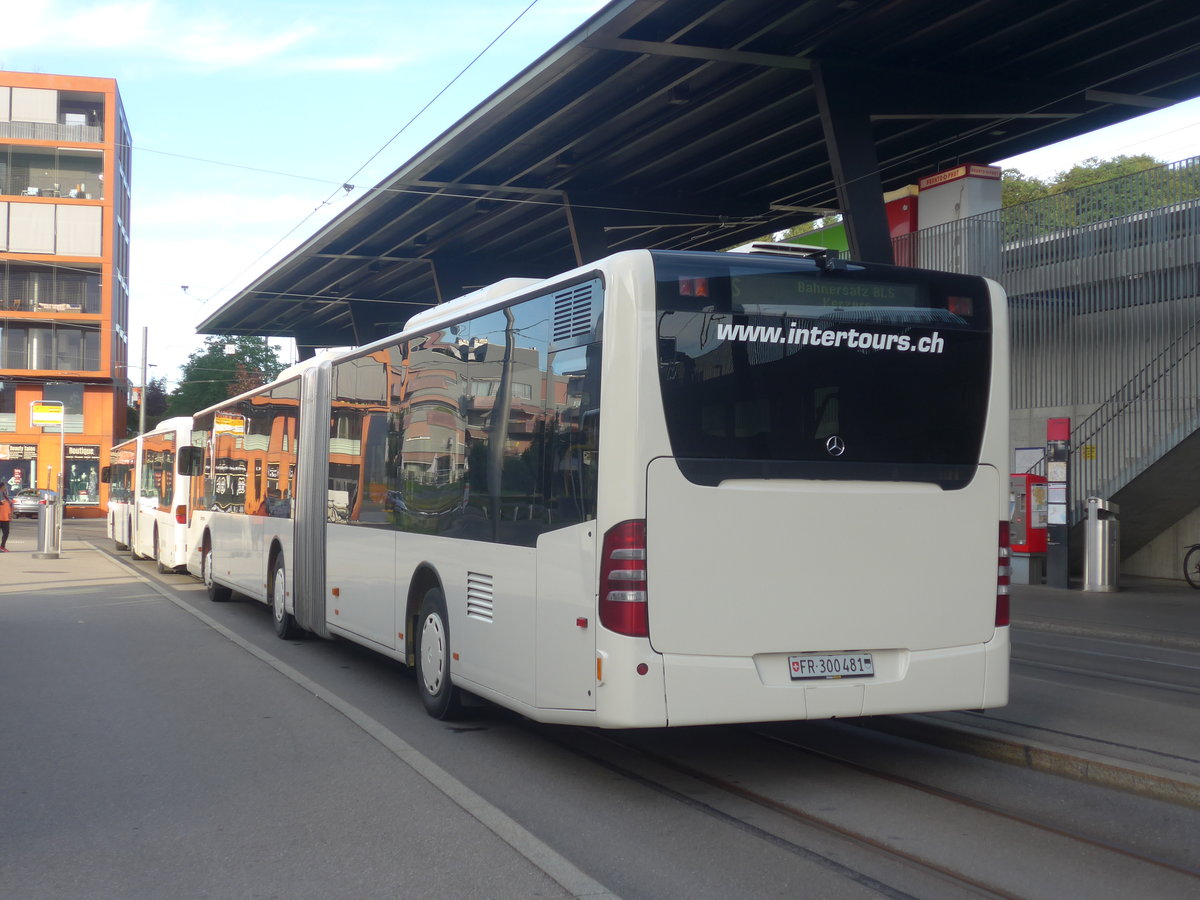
left=750, top=727, right=1200, bottom=880
left=541, top=723, right=1200, bottom=899
left=1012, top=655, right=1200, bottom=696
left=545, top=727, right=1009, bottom=900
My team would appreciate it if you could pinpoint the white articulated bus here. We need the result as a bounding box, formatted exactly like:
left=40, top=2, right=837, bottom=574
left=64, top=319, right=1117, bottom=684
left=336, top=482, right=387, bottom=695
left=105, top=416, right=195, bottom=572
left=182, top=249, right=1010, bottom=727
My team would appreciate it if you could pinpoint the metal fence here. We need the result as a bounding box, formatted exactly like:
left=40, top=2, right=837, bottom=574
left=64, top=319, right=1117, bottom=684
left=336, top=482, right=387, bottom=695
left=893, top=157, right=1200, bottom=522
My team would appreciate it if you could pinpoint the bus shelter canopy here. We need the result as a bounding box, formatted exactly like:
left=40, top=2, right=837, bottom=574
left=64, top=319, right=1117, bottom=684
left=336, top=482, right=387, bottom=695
left=199, top=0, right=1200, bottom=352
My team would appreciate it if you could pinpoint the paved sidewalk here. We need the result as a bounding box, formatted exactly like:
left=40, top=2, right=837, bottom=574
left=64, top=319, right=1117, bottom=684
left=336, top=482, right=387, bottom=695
left=0, top=528, right=593, bottom=899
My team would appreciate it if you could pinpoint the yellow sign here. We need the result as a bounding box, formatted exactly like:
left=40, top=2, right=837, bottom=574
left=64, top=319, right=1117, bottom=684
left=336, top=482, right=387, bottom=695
left=30, top=401, right=64, bottom=428
left=1082, top=445, right=1097, bottom=461
left=214, top=413, right=246, bottom=436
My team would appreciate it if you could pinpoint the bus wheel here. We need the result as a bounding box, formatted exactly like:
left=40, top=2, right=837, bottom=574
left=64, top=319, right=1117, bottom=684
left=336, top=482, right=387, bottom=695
left=270, top=556, right=301, bottom=639
left=203, top=542, right=232, bottom=603
left=154, top=529, right=170, bottom=574
left=416, top=586, right=460, bottom=719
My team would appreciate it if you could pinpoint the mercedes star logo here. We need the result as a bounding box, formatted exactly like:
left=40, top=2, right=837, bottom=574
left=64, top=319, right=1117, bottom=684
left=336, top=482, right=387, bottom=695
left=825, top=435, right=846, bottom=457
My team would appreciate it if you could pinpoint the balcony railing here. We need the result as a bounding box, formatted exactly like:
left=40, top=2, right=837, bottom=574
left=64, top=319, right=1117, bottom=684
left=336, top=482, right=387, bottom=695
left=0, top=121, right=103, bottom=143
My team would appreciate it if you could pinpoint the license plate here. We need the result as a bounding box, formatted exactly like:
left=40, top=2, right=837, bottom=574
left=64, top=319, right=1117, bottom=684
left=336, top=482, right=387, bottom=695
left=788, top=652, right=874, bottom=680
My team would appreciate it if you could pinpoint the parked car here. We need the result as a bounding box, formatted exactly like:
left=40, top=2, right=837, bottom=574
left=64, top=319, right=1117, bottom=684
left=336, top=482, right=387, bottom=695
left=11, top=488, right=58, bottom=518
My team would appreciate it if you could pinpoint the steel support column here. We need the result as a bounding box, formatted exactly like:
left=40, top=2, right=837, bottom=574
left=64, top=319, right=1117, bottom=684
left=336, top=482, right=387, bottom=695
left=564, top=197, right=611, bottom=266
left=812, top=62, right=893, bottom=264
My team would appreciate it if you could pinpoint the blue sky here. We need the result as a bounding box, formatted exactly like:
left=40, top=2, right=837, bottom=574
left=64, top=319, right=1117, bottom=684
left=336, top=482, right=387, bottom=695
left=2, top=0, right=1198, bottom=386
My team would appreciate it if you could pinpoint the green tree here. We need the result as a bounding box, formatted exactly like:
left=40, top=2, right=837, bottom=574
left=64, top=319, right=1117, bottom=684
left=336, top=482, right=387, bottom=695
left=1003, top=154, right=1164, bottom=210
left=1001, top=168, right=1051, bottom=208
left=167, top=335, right=285, bottom=416
left=126, top=376, right=171, bottom=435
left=1001, top=154, right=1179, bottom=236
left=1053, top=154, right=1163, bottom=192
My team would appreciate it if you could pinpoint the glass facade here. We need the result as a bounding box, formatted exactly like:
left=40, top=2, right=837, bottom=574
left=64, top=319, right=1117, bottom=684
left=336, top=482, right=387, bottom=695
left=1, top=262, right=102, bottom=313
left=2, top=324, right=99, bottom=371
left=65, top=445, right=100, bottom=504
left=0, top=145, right=104, bottom=200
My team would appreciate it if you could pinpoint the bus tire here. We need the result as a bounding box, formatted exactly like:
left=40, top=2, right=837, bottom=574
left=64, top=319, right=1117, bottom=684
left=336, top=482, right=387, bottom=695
left=154, top=528, right=170, bottom=574
left=203, top=541, right=232, bottom=603
left=416, top=586, right=460, bottom=719
left=270, top=556, right=301, bottom=639
left=113, top=516, right=128, bottom=551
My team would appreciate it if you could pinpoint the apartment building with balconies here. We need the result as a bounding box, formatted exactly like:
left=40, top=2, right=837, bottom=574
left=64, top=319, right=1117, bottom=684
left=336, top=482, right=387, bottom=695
left=1, top=72, right=131, bottom=516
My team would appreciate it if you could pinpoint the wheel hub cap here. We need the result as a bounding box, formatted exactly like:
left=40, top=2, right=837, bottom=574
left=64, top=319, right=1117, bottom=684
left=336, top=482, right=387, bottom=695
left=421, top=614, right=445, bottom=694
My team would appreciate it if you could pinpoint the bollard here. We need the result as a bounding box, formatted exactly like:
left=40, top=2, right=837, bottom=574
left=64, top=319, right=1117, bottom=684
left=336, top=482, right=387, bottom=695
left=33, top=494, right=61, bottom=559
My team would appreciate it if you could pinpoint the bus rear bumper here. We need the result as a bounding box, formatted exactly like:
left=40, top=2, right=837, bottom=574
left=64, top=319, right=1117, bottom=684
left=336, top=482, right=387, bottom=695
left=660, top=628, right=1010, bottom=727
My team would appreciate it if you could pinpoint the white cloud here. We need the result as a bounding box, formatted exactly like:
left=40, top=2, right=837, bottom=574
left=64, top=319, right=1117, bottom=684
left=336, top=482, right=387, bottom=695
left=171, top=20, right=319, bottom=70
left=49, top=1, right=158, bottom=50
left=281, top=54, right=413, bottom=73
left=0, top=0, right=66, bottom=52
left=1, top=0, right=326, bottom=71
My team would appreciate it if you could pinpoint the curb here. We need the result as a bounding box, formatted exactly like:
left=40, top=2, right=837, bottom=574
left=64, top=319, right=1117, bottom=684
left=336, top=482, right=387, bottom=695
left=855, top=715, right=1200, bottom=811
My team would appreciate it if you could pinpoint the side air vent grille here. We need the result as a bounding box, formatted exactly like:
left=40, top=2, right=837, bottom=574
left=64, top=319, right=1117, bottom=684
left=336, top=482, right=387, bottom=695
left=466, top=572, right=495, bottom=622
left=552, top=281, right=599, bottom=344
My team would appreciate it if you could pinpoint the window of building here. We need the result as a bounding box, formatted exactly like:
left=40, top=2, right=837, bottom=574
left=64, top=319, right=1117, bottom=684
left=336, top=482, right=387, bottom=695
left=0, top=381, right=15, bottom=432
left=0, top=145, right=104, bottom=199
left=468, top=380, right=534, bottom=400
left=43, top=381, right=84, bottom=434
left=0, top=325, right=100, bottom=371
left=65, top=445, right=100, bottom=505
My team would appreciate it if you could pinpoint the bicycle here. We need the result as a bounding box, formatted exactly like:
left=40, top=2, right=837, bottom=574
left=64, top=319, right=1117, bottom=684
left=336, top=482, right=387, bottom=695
left=1185, top=544, right=1200, bottom=589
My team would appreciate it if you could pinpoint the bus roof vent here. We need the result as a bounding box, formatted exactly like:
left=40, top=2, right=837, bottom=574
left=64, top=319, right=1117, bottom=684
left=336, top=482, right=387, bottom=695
left=728, top=241, right=828, bottom=258
left=552, top=281, right=598, bottom=345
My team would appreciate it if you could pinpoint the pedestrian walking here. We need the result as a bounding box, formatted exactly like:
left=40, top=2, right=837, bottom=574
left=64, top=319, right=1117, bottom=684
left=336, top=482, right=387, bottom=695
left=0, top=482, right=12, bottom=551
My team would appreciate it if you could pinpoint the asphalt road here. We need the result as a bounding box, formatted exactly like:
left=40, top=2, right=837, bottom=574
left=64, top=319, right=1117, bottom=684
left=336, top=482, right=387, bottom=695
left=3, top=519, right=1197, bottom=899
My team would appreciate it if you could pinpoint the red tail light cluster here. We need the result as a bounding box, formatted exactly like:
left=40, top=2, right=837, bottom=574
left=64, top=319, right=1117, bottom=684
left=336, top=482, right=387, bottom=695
left=599, top=519, right=649, bottom=637
left=175, top=504, right=188, bottom=525
left=996, top=521, right=1011, bottom=626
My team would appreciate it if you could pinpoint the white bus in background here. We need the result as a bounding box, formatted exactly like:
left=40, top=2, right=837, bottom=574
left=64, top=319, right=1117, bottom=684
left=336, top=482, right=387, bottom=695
left=181, top=249, right=1010, bottom=728
left=106, top=440, right=137, bottom=551
left=104, top=416, right=195, bottom=573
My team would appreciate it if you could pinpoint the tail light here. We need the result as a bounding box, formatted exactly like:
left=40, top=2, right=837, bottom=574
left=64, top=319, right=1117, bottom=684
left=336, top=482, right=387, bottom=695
left=996, top=521, right=1011, bottom=626
left=599, top=519, right=648, bottom=637
left=175, top=504, right=187, bottom=525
